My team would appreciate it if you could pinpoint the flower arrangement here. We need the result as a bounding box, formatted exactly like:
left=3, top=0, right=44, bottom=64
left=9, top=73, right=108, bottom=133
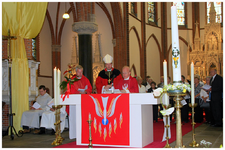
left=153, top=83, right=191, bottom=115
left=153, top=83, right=191, bottom=97
left=200, top=140, right=212, bottom=148
left=60, top=65, right=79, bottom=93
left=164, top=83, right=191, bottom=93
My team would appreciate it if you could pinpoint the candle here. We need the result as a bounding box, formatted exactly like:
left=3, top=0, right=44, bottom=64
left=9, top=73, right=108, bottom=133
left=203, top=67, right=205, bottom=76
left=54, top=67, right=57, bottom=106
left=171, top=6, right=181, bottom=86
left=89, top=113, right=91, bottom=120
left=56, top=69, right=61, bottom=105
left=163, top=60, right=168, bottom=106
left=191, top=62, right=195, bottom=105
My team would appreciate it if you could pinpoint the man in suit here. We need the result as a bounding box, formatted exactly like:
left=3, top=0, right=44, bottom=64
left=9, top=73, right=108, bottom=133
left=209, top=67, right=223, bottom=127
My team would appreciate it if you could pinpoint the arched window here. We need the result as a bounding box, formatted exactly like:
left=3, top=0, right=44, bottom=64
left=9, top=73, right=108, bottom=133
left=148, top=2, right=155, bottom=22
left=207, top=2, right=222, bottom=23
left=128, top=2, right=137, bottom=17
left=173, top=2, right=185, bottom=26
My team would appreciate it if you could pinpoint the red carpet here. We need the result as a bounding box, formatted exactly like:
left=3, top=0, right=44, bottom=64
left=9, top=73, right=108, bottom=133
left=54, top=119, right=203, bottom=148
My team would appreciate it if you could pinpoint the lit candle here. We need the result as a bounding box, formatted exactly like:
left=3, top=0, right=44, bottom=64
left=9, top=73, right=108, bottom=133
left=163, top=60, right=168, bottom=106
left=171, top=6, right=181, bottom=86
left=191, top=62, right=195, bottom=105
left=54, top=67, right=57, bottom=106
left=89, top=113, right=91, bottom=120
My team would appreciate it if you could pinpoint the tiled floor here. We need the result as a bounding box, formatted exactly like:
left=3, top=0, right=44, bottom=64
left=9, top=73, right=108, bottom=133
left=2, top=123, right=223, bottom=148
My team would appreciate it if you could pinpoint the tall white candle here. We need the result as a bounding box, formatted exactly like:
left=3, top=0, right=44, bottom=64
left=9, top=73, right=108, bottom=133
left=171, top=6, right=181, bottom=86
left=191, top=62, right=195, bottom=105
left=56, top=69, right=61, bottom=105
left=54, top=67, right=57, bottom=106
left=163, top=60, right=168, bottom=106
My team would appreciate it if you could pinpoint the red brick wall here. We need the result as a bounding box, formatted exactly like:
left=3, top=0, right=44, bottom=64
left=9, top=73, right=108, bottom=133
left=2, top=38, right=33, bottom=60
left=2, top=104, right=9, bottom=130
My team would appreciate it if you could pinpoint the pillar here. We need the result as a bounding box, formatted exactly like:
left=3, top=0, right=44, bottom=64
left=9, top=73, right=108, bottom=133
left=72, top=20, right=98, bottom=85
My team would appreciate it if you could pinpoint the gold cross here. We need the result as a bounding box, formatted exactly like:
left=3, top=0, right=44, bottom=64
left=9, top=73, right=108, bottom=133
left=108, top=78, right=111, bottom=84
left=2, top=29, right=17, bottom=62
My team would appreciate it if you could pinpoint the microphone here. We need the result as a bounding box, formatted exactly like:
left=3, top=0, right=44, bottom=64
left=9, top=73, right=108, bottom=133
left=111, top=75, right=116, bottom=85
left=111, top=75, right=116, bottom=94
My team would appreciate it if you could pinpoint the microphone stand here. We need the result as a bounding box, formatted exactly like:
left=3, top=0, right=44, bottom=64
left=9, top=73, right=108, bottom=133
left=3, top=29, right=23, bottom=140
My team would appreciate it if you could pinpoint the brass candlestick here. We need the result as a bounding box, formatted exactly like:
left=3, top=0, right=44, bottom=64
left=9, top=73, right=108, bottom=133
left=87, top=118, right=93, bottom=148
left=188, top=103, right=199, bottom=147
left=51, top=105, right=64, bottom=146
left=168, top=90, right=186, bottom=148
left=164, top=114, right=171, bottom=148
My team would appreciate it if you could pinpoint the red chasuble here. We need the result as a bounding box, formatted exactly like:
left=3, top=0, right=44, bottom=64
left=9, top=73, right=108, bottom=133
left=96, top=68, right=122, bottom=94
left=115, top=76, right=139, bottom=93
left=66, top=75, right=92, bottom=115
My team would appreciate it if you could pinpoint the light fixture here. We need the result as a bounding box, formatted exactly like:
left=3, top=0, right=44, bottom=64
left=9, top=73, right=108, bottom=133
left=62, top=2, right=70, bottom=19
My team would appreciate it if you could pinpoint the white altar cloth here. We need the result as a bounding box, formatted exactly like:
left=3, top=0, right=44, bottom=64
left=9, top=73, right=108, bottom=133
left=59, top=93, right=160, bottom=147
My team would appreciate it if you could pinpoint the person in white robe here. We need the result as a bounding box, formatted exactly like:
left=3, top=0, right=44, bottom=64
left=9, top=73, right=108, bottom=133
left=21, top=85, right=52, bottom=133
left=40, top=99, right=68, bottom=134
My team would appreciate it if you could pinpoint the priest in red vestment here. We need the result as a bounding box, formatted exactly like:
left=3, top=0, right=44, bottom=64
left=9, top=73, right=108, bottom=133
left=66, top=65, right=92, bottom=139
left=115, top=66, right=139, bottom=93
left=96, top=54, right=122, bottom=94
left=66, top=65, right=92, bottom=115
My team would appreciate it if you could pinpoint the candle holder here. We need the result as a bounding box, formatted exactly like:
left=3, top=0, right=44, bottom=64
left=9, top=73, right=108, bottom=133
left=87, top=118, right=93, bottom=148
left=163, top=105, right=172, bottom=148
left=167, top=90, right=186, bottom=148
left=51, top=105, right=64, bottom=146
left=188, top=103, right=199, bottom=147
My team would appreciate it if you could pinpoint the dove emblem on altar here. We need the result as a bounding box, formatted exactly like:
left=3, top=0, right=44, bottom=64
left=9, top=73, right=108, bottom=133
left=89, top=95, right=121, bottom=125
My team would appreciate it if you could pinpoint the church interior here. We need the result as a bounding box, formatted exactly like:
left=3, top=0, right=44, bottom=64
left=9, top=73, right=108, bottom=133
left=2, top=2, right=223, bottom=148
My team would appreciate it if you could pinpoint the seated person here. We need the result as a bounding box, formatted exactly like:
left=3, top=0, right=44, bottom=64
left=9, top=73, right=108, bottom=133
left=21, top=85, right=52, bottom=134
left=115, top=66, right=139, bottom=93
left=147, top=81, right=159, bottom=122
left=40, top=99, right=67, bottom=134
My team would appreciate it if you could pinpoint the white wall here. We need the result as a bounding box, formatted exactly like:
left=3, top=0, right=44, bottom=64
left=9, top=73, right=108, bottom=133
left=39, top=15, right=53, bottom=96
left=129, top=30, right=140, bottom=77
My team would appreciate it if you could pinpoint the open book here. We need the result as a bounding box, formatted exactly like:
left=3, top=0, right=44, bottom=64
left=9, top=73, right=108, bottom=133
left=78, top=85, right=88, bottom=93
left=104, top=89, right=121, bottom=94
left=32, top=102, right=41, bottom=109
left=202, top=84, right=211, bottom=90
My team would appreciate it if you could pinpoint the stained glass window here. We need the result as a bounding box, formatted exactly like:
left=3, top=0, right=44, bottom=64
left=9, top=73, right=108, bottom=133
left=128, top=2, right=135, bottom=16
left=148, top=2, right=155, bottom=22
left=207, top=2, right=222, bottom=23
left=173, top=2, right=185, bottom=25
left=32, top=38, right=36, bottom=60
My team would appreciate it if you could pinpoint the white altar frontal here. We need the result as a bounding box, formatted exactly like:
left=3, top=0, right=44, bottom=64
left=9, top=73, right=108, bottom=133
left=59, top=93, right=160, bottom=148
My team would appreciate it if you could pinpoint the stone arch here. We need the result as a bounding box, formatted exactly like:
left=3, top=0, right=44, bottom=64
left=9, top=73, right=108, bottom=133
left=129, top=26, right=141, bottom=53
left=146, top=33, right=161, bottom=53
left=130, top=64, right=137, bottom=77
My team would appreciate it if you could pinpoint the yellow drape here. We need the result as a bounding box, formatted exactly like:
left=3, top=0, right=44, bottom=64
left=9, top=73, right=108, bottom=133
left=2, top=2, right=47, bottom=132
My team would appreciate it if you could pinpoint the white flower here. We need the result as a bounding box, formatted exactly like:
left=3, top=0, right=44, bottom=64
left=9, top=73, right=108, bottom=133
left=160, top=107, right=174, bottom=115
left=200, top=139, right=212, bottom=148
left=153, top=88, right=163, bottom=97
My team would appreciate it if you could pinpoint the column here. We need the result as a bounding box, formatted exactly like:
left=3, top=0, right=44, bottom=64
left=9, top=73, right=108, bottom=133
left=72, top=21, right=98, bottom=85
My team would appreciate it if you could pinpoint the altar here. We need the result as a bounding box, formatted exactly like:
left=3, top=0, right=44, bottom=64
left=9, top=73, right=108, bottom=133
left=59, top=93, right=160, bottom=148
